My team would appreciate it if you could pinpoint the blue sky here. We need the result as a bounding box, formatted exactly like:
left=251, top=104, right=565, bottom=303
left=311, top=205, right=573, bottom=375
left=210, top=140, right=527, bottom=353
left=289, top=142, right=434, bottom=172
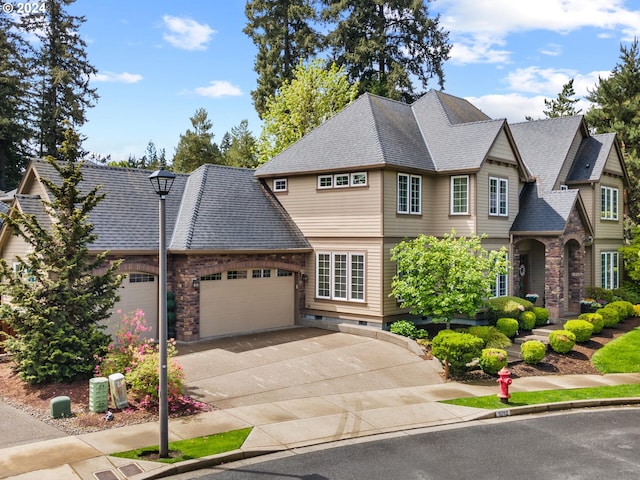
left=52, top=1, right=640, bottom=161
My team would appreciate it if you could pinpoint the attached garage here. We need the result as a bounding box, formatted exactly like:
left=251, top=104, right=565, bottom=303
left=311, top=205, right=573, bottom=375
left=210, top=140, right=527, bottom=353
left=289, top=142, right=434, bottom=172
left=199, top=268, right=295, bottom=338
left=105, top=272, right=159, bottom=341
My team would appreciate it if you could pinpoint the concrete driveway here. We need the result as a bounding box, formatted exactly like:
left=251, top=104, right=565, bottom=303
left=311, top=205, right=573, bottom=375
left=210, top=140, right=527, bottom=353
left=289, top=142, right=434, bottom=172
left=177, top=326, right=444, bottom=410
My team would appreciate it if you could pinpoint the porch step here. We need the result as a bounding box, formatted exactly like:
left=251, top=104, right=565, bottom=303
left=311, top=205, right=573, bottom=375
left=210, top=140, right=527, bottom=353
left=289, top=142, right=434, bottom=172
left=514, top=334, right=550, bottom=345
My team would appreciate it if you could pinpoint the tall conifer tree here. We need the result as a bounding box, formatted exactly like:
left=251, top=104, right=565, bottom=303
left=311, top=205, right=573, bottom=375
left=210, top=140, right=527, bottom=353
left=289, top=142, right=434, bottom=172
left=543, top=79, right=582, bottom=118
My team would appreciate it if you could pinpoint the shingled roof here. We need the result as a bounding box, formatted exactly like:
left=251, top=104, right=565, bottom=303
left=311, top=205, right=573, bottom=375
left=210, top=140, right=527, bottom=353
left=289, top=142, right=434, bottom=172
left=510, top=184, right=584, bottom=234
left=13, top=160, right=310, bottom=253
left=566, top=133, right=618, bottom=183
left=255, top=90, right=512, bottom=177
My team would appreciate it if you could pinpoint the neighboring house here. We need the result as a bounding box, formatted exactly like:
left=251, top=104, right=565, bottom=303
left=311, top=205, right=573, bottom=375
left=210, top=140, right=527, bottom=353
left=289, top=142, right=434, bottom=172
left=0, top=90, right=629, bottom=342
left=0, top=160, right=310, bottom=342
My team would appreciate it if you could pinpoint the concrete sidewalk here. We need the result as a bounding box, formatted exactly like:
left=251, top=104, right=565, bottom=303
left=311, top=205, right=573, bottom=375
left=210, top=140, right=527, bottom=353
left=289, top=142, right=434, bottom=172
left=2, top=326, right=640, bottom=480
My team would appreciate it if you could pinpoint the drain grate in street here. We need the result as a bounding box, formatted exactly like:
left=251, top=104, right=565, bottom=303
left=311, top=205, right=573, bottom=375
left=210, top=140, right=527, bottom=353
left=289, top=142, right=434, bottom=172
left=93, top=470, right=119, bottom=480
left=119, top=463, right=143, bottom=476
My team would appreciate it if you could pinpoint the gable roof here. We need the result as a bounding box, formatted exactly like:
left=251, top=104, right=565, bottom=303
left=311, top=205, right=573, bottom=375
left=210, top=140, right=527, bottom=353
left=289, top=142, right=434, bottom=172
left=5, top=160, right=310, bottom=254
left=255, top=90, right=524, bottom=178
left=566, top=132, right=622, bottom=183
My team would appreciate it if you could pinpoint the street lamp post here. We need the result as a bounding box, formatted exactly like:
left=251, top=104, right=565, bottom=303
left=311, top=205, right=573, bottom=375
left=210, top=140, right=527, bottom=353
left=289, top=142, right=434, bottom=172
left=148, top=167, right=176, bottom=458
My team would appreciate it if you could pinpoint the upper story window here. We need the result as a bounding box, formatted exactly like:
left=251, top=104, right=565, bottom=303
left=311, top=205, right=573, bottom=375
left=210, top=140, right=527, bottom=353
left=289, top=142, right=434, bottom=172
left=489, top=177, right=508, bottom=217
left=397, top=173, right=421, bottom=215
left=273, top=178, right=287, bottom=192
left=601, top=186, right=618, bottom=220
left=317, top=172, right=367, bottom=189
left=560, top=184, right=569, bottom=191
left=451, top=175, right=469, bottom=215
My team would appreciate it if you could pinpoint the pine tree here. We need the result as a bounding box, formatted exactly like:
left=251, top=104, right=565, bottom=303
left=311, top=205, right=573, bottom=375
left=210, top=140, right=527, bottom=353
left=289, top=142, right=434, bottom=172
left=0, top=11, right=33, bottom=190
left=585, top=40, right=640, bottom=222
left=21, top=0, right=98, bottom=157
left=543, top=79, right=582, bottom=118
left=0, top=124, right=123, bottom=384
left=221, top=120, right=258, bottom=168
left=244, top=0, right=322, bottom=118
left=173, top=108, right=222, bottom=173
left=322, top=0, right=451, bottom=102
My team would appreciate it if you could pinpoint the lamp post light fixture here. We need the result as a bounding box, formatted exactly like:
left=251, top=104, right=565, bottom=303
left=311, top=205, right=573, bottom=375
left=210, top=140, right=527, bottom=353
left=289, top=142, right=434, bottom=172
left=148, top=167, right=176, bottom=458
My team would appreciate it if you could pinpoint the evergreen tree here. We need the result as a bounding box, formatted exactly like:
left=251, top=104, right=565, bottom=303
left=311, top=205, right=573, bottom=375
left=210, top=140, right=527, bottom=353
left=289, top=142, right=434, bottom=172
left=256, top=60, right=359, bottom=164
left=0, top=11, right=33, bottom=191
left=585, top=39, right=640, bottom=222
left=173, top=108, right=221, bottom=173
left=244, top=0, right=322, bottom=118
left=322, top=0, right=451, bottom=102
left=221, top=120, right=258, bottom=168
left=543, top=79, right=582, bottom=118
left=21, top=0, right=98, bottom=157
left=0, top=125, right=123, bottom=384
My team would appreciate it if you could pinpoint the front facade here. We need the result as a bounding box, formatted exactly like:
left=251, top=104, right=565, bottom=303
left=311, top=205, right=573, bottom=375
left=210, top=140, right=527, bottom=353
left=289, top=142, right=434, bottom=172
left=0, top=91, right=629, bottom=342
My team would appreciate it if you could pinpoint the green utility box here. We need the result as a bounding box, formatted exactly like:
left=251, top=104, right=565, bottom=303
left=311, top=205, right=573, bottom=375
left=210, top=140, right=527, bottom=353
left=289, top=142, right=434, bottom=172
left=50, top=396, right=71, bottom=418
left=89, top=377, right=109, bottom=412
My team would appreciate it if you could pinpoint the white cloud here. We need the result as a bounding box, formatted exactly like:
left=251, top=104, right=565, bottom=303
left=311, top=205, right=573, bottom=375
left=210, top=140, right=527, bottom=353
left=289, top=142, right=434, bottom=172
left=436, top=0, right=640, bottom=64
left=539, top=43, right=562, bottom=57
left=162, top=15, right=216, bottom=51
left=91, top=71, right=143, bottom=84
left=194, top=81, right=243, bottom=98
left=466, top=93, right=547, bottom=123
left=503, top=66, right=611, bottom=95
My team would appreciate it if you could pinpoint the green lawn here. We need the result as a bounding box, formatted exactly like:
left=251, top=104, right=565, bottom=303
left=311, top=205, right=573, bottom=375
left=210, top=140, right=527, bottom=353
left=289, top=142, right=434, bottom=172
left=592, top=327, right=640, bottom=373
left=441, top=384, right=640, bottom=410
left=111, top=427, right=252, bottom=464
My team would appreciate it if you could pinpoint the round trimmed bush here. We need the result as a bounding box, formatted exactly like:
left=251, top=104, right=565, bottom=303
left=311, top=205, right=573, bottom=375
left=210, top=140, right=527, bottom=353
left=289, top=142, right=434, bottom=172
left=599, top=307, right=620, bottom=328
left=519, top=311, right=536, bottom=331
left=479, top=348, right=508, bottom=375
left=431, top=330, right=484, bottom=376
left=532, top=307, right=549, bottom=327
left=549, top=329, right=576, bottom=353
left=607, top=300, right=634, bottom=320
left=496, top=317, right=519, bottom=338
left=520, top=340, right=546, bottom=365
left=466, top=326, right=512, bottom=349
left=563, top=319, right=594, bottom=343
left=578, top=312, right=604, bottom=334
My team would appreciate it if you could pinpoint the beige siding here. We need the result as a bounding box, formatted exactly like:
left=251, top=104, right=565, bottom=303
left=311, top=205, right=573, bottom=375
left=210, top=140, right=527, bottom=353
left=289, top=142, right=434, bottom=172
left=382, top=239, right=408, bottom=316
left=596, top=176, right=625, bottom=240
left=594, top=241, right=623, bottom=289
left=273, top=171, right=382, bottom=237
left=430, top=174, right=476, bottom=236
left=603, top=147, right=624, bottom=176
left=2, top=233, right=33, bottom=265
left=487, top=130, right=518, bottom=163
left=557, top=130, right=583, bottom=187
left=476, top=161, right=520, bottom=238
left=578, top=185, right=596, bottom=229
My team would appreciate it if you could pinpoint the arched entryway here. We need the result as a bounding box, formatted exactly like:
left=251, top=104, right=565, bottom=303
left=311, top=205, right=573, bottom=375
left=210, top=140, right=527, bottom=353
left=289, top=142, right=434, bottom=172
left=514, top=239, right=546, bottom=306
left=564, top=238, right=583, bottom=314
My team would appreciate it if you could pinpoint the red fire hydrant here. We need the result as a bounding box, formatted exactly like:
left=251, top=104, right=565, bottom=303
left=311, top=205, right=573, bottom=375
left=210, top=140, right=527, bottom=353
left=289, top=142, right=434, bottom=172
left=497, top=367, right=512, bottom=403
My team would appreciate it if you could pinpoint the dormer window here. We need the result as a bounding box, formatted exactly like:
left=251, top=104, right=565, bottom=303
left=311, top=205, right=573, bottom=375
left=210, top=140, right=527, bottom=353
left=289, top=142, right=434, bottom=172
left=273, top=178, right=287, bottom=192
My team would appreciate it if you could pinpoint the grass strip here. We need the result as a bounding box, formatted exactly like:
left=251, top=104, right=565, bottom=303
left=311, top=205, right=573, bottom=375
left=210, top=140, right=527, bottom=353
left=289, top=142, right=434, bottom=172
left=592, top=327, right=640, bottom=373
left=111, top=427, right=252, bottom=464
left=441, top=384, right=640, bottom=410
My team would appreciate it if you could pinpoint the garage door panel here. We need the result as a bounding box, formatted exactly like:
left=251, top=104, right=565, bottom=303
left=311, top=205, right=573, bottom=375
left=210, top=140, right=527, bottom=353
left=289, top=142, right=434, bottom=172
left=106, top=273, right=159, bottom=341
left=200, top=271, right=294, bottom=338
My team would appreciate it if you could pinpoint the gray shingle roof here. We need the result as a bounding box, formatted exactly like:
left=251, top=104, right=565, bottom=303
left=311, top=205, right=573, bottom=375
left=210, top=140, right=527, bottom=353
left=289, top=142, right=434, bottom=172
left=171, top=164, right=310, bottom=251
left=510, top=183, right=580, bottom=234
left=566, top=133, right=617, bottom=183
left=509, top=116, right=585, bottom=192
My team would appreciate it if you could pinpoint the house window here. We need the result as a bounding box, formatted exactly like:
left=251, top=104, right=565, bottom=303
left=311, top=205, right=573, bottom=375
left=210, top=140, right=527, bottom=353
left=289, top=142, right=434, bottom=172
left=451, top=175, right=469, bottom=215
left=560, top=184, right=568, bottom=191
left=318, top=175, right=332, bottom=189
left=273, top=178, right=287, bottom=192
left=398, top=173, right=421, bottom=214
left=601, top=186, right=618, bottom=220
left=129, top=273, right=154, bottom=283
left=490, top=254, right=509, bottom=297
left=601, top=251, right=619, bottom=289
left=252, top=269, right=271, bottom=278
left=201, top=273, right=222, bottom=281
left=350, top=172, right=367, bottom=186
left=227, top=270, right=247, bottom=280
left=489, top=177, right=508, bottom=216
left=335, top=174, right=349, bottom=187
left=276, top=269, right=293, bottom=277
left=316, top=252, right=365, bottom=302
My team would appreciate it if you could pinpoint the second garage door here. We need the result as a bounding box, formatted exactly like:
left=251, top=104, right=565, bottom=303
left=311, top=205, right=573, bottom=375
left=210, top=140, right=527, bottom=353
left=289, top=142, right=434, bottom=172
left=105, top=272, right=159, bottom=341
left=199, top=268, right=295, bottom=338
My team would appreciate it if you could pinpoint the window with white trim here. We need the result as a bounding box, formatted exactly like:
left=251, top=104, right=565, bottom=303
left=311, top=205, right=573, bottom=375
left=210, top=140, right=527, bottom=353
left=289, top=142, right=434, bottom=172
left=318, top=175, right=332, bottom=189
left=397, top=173, right=421, bottom=214
left=601, top=186, right=618, bottom=220
left=273, top=178, right=287, bottom=192
left=451, top=175, right=469, bottom=215
left=350, top=172, right=367, bottom=186
left=489, top=177, right=508, bottom=216
left=316, top=252, right=365, bottom=302
left=601, top=251, right=619, bottom=289
left=335, top=174, right=349, bottom=187
left=491, top=257, right=509, bottom=297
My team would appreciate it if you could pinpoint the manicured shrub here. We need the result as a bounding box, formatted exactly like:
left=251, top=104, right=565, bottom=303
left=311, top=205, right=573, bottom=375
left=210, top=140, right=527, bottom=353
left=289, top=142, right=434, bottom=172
left=607, top=301, right=634, bottom=320
left=519, top=311, right=537, bottom=331
left=496, top=317, right=519, bottom=338
left=520, top=340, right=546, bottom=365
left=486, top=296, right=533, bottom=319
left=390, top=320, right=428, bottom=340
left=599, top=307, right=620, bottom=328
left=532, top=307, right=550, bottom=327
left=549, top=329, right=576, bottom=353
left=563, top=319, right=594, bottom=343
left=634, top=304, right=640, bottom=317
left=578, top=312, right=604, bottom=334
left=479, top=348, right=508, bottom=375
left=431, top=330, right=484, bottom=376
left=465, top=326, right=512, bottom=349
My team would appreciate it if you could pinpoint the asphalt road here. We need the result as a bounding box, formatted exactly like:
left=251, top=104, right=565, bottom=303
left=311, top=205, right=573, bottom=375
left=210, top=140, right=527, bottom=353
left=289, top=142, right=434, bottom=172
left=171, top=408, right=640, bottom=479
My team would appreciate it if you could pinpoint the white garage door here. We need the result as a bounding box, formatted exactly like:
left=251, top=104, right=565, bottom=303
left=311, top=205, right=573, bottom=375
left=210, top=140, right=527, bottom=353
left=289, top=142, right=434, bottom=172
left=105, top=272, right=159, bottom=341
left=199, top=268, right=295, bottom=338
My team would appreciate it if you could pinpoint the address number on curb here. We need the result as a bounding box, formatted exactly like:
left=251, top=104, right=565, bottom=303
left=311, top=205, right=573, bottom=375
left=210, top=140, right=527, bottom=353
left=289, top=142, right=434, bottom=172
left=496, top=410, right=511, bottom=417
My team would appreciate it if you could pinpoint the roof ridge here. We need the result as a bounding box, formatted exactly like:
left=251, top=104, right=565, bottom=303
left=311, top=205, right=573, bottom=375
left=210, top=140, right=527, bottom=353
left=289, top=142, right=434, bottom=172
left=511, top=114, right=584, bottom=127
left=179, top=167, right=209, bottom=249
